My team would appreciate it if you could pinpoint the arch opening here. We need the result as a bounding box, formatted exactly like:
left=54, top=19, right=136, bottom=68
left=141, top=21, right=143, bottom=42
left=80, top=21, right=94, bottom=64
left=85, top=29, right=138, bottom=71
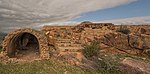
left=7, top=32, right=40, bottom=59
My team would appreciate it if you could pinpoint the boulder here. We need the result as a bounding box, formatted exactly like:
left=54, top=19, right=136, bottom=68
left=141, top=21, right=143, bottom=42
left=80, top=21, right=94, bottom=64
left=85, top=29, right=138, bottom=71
left=101, top=32, right=130, bottom=50
left=129, top=34, right=150, bottom=50
left=119, top=58, right=150, bottom=74
left=143, top=49, right=150, bottom=57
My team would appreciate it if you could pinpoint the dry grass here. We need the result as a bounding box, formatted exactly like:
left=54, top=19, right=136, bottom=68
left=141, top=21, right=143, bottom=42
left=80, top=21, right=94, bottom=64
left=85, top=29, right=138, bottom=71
left=0, top=59, right=98, bottom=74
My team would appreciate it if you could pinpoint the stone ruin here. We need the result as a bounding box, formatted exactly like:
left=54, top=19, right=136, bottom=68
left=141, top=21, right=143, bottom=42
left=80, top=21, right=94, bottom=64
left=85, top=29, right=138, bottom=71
left=1, top=21, right=150, bottom=61
left=2, top=29, right=49, bottom=59
left=1, top=21, right=150, bottom=73
left=1, top=22, right=114, bottom=60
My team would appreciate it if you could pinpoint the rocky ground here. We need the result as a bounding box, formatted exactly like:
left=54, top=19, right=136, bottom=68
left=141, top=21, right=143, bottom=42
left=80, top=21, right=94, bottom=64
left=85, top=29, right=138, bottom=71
left=1, top=25, right=150, bottom=74
left=1, top=43, right=150, bottom=74
left=45, top=41, right=150, bottom=74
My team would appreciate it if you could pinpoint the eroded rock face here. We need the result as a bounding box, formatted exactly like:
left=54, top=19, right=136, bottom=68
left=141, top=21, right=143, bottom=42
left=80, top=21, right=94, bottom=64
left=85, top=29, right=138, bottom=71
left=129, top=34, right=150, bottom=56
left=100, top=32, right=150, bottom=54
left=129, top=34, right=150, bottom=50
left=101, top=32, right=130, bottom=50
left=119, top=58, right=150, bottom=74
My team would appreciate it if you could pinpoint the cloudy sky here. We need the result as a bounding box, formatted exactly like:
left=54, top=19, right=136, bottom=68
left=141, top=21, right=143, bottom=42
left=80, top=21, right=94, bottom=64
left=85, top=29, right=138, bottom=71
left=0, top=0, right=150, bottom=33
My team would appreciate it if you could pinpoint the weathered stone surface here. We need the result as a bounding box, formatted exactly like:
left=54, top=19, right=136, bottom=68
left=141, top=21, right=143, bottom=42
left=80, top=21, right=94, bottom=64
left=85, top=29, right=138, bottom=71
left=99, top=32, right=150, bottom=55
left=101, top=32, right=130, bottom=50
left=144, top=49, right=150, bottom=56
left=129, top=34, right=150, bottom=50
left=137, top=28, right=150, bottom=35
left=119, top=58, right=150, bottom=74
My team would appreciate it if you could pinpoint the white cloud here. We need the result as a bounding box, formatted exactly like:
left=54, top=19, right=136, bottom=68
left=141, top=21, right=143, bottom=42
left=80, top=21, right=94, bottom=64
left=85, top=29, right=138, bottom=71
left=98, top=16, right=150, bottom=25
left=0, top=0, right=137, bottom=32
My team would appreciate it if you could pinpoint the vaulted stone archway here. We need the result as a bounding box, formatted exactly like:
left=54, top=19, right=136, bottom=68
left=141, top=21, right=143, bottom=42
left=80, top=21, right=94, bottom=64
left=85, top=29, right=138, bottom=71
left=2, top=28, right=49, bottom=59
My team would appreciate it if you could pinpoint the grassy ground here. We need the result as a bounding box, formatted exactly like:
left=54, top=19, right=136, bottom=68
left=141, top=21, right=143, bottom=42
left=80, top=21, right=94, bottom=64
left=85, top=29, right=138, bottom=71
left=96, top=52, right=123, bottom=74
left=0, top=49, right=149, bottom=74
left=97, top=49, right=150, bottom=74
left=0, top=59, right=98, bottom=74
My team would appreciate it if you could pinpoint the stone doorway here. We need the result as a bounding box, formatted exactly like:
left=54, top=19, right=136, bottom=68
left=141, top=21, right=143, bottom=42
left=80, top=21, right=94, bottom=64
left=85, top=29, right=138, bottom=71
left=8, top=33, right=40, bottom=59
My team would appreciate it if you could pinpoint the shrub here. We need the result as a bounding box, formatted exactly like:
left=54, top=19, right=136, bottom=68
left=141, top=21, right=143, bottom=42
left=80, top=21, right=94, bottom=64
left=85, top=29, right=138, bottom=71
left=82, top=40, right=100, bottom=58
left=97, top=57, right=122, bottom=74
left=117, top=25, right=130, bottom=34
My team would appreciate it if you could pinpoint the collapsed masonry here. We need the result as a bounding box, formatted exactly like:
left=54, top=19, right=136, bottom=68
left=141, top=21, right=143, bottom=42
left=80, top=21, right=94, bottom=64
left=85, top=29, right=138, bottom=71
left=1, top=21, right=150, bottom=60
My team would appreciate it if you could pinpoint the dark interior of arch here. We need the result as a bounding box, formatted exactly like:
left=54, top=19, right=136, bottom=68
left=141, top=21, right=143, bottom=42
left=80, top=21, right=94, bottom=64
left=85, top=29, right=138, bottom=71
left=7, top=32, right=40, bottom=58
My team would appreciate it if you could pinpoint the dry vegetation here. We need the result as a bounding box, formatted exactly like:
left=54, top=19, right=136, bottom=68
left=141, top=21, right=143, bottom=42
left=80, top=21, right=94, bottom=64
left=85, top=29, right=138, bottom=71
left=0, top=59, right=98, bottom=74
